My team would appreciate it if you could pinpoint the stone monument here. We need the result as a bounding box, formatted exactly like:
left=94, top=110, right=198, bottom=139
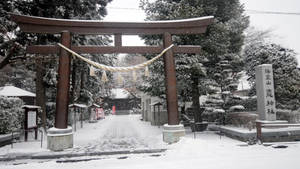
left=255, top=64, right=277, bottom=121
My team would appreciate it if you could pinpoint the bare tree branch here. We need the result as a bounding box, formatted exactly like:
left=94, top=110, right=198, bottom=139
left=0, top=42, right=22, bottom=69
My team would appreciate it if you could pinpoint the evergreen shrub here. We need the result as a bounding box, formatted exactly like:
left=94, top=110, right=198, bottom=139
left=0, top=96, right=24, bottom=134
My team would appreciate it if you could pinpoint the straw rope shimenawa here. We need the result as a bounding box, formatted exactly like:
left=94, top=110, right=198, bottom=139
left=57, top=43, right=174, bottom=72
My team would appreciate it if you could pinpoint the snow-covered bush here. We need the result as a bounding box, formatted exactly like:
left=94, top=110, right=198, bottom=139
left=201, top=94, right=227, bottom=124
left=202, top=108, right=225, bottom=124
left=224, top=96, right=257, bottom=112
left=202, top=93, right=258, bottom=125
left=228, top=105, right=245, bottom=112
left=226, top=112, right=258, bottom=129
left=223, top=95, right=243, bottom=110
left=240, top=97, right=257, bottom=111
left=0, top=96, right=24, bottom=134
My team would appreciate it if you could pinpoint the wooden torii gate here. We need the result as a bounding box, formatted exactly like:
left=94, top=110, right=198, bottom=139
left=11, top=14, right=213, bottom=130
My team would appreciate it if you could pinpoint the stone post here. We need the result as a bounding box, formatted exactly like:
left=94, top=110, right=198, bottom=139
left=255, top=64, right=276, bottom=121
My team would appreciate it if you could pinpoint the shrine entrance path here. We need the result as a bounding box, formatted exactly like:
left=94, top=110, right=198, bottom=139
left=72, top=115, right=165, bottom=153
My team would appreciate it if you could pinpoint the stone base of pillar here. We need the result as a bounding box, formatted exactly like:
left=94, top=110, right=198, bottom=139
left=163, top=124, right=185, bottom=143
left=47, top=126, right=73, bottom=151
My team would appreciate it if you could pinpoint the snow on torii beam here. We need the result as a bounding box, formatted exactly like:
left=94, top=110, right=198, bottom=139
left=11, top=13, right=214, bottom=128
left=11, top=14, right=214, bottom=54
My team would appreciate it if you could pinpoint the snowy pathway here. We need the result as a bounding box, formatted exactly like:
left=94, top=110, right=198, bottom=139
left=0, top=115, right=165, bottom=157
left=72, top=115, right=165, bottom=152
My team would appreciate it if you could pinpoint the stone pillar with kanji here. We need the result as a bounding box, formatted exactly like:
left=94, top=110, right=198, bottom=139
left=255, top=64, right=276, bottom=121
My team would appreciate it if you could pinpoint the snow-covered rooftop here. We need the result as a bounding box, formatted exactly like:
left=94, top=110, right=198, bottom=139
left=111, top=88, right=130, bottom=99
left=0, top=86, right=36, bottom=97
left=22, top=105, right=41, bottom=109
left=69, top=103, right=89, bottom=108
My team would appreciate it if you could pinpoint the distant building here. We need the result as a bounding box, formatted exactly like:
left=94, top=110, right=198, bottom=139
left=105, top=88, right=141, bottom=115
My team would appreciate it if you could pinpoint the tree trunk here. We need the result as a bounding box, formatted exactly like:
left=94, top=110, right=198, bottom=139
left=35, top=55, right=47, bottom=131
left=191, top=72, right=202, bottom=122
left=0, top=43, right=20, bottom=69
left=70, top=59, right=77, bottom=103
left=35, top=35, right=47, bottom=131
left=80, top=64, right=85, bottom=89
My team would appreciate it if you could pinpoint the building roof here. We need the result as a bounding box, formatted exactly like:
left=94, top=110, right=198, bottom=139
left=69, top=103, right=89, bottom=108
left=22, top=105, right=41, bottom=109
left=111, top=88, right=130, bottom=99
left=0, top=86, right=36, bottom=97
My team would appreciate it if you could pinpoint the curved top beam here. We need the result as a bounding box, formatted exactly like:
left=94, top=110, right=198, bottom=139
left=10, top=13, right=214, bottom=35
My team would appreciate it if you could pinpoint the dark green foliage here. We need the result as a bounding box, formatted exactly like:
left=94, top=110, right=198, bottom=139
left=241, top=97, right=257, bottom=111
left=139, top=0, right=248, bottom=124
left=139, top=0, right=249, bottom=101
left=223, top=96, right=243, bottom=110
left=244, top=43, right=300, bottom=110
left=1, top=0, right=113, bottom=72
left=1, top=0, right=114, bottom=127
left=0, top=96, right=24, bottom=134
left=223, top=96, right=256, bottom=111
left=45, top=102, right=55, bottom=128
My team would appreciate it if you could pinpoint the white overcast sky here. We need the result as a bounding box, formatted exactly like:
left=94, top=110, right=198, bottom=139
left=104, top=0, right=300, bottom=65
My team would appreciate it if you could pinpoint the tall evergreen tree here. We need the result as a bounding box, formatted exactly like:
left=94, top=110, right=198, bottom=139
left=139, top=0, right=249, bottom=121
left=244, top=43, right=300, bottom=110
left=0, top=0, right=113, bottom=127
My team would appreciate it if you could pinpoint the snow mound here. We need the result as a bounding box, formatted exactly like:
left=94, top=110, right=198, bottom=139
left=229, top=105, right=245, bottom=112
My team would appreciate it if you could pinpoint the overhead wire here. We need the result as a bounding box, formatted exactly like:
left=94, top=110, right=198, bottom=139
left=246, top=9, right=300, bottom=16
left=107, top=7, right=300, bottom=16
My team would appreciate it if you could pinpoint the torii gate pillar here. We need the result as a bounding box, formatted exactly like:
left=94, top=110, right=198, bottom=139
left=162, top=32, right=184, bottom=143
left=47, top=31, right=73, bottom=151
left=55, top=31, right=72, bottom=129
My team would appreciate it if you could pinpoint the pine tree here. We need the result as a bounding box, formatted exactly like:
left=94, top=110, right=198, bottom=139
left=244, top=43, right=300, bottom=110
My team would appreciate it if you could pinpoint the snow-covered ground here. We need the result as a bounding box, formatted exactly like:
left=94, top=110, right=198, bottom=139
left=0, top=115, right=165, bottom=156
left=72, top=115, right=165, bottom=152
left=1, top=114, right=300, bottom=169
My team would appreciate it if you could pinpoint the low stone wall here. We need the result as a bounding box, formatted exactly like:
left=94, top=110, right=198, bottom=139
left=209, top=125, right=300, bottom=142
left=260, top=128, right=300, bottom=142
left=209, top=125, right=256, bottom=142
